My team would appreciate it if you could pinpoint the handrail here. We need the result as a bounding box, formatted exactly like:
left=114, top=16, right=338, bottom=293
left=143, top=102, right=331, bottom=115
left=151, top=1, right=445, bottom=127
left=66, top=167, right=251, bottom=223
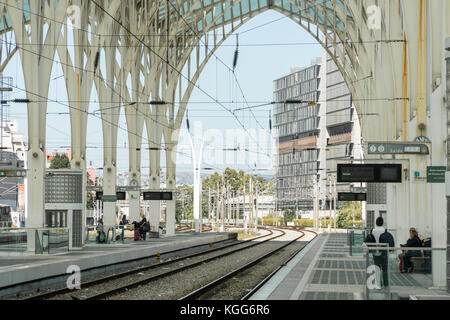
left=362, top=244, right=446, bottom=251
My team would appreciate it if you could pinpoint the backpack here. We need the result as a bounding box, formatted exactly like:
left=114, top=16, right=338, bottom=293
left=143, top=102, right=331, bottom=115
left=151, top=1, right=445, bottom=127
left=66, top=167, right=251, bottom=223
left=99, top=231, right=106, bottom=243
left=379, top=230, right=395, bottom=248
left=364, top=229, right=376, bottom=243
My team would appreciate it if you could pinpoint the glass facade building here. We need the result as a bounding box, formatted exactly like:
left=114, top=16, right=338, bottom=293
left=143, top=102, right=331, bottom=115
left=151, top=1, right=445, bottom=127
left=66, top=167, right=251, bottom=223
left=273, top=62, right=323, bottom=211
left=273, top=52, right=363, bottom=214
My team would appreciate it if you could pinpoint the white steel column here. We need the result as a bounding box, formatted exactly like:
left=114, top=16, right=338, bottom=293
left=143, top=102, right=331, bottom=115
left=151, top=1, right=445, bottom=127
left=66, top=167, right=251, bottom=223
left=5, top=0, right=67, bottom=250
left=190, top=136, right=203, bottom=233
left=95, top=31, right=121, bottom=232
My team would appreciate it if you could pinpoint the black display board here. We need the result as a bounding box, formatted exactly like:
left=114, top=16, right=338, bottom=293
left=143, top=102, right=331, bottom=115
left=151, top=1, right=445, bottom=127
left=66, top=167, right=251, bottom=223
left=143, top=191, right=173, bottom=201
left=116, top=191, right=126, bottom=201
left=337, top=164, right=402, bottom=183
left=338, top=192, right=367, bottom=201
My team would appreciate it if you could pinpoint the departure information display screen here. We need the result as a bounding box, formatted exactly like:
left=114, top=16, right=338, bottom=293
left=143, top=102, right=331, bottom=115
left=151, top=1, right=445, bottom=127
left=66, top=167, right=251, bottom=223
left=143, top=192, right=173, bottom=201
left=116, top=192, right=126, bottom=201
left=338, top=193, right=367, bottom=201
left=337, top=164, right=402, bottom=183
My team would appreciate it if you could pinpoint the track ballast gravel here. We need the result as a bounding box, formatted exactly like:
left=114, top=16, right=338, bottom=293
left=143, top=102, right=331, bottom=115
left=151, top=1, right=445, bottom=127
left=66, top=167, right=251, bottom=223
left=105, top=228, right=306, bottom=300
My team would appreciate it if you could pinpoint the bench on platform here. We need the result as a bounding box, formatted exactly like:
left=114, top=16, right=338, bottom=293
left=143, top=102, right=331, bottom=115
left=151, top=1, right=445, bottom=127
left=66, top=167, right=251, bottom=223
left=410, top=256, right=431, bottom=274
left=410, top=238, right=432, bottom=274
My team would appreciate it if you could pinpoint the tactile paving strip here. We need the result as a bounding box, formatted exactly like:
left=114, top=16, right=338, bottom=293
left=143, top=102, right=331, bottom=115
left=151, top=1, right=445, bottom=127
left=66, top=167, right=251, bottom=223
left=316, top=259, right=366, bottom=270
left=311, top=269, right=365, bottom=285
left=320, top=253, right=347, bottom=258
left=300, top=291, right=355, bottom=300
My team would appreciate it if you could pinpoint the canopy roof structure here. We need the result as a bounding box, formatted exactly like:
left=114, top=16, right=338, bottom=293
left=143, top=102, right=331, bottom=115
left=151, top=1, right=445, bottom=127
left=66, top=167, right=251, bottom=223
left=0, top=2, right=448, bottom=285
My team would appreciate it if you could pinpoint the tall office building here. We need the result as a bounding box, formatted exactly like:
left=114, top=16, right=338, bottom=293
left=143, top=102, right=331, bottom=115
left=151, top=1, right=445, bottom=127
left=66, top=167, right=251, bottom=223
left=273, top=51, right=363, bottom=215
left=273, top=58, right=327, bottom=212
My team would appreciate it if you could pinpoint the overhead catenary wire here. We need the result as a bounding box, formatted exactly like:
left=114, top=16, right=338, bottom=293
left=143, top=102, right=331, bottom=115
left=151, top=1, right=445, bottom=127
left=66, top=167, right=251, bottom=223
left=84, top=0, right=275, bottom=161
left=0, top=0, right=394, bottom=172
left=0, top=1, right=404, bottom=110
left=165, top=0, right=270, bottom=158
left=4, top=81, right=232, bottom=173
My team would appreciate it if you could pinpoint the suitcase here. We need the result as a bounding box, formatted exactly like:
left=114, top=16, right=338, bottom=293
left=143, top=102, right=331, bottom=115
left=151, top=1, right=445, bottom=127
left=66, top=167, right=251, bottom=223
left=134, top=229, right=140, bottom=241
left=399, top=257, right=404, bottom=272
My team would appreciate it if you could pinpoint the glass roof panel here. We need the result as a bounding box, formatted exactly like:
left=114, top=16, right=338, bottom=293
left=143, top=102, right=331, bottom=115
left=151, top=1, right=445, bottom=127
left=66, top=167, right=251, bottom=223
left=241, top=0, right=250, bottom=15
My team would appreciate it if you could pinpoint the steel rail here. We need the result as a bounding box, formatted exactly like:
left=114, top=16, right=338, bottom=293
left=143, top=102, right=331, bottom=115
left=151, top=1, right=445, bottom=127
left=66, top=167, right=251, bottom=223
left=25, top=227, right=275, bottom=300
left=179, top=228, right=316, bottom=300
left=21, top=233, right=242, bottom=300
left=241, top=228, right=318, bottom=300
left=81, top=227, right=283, bottom=300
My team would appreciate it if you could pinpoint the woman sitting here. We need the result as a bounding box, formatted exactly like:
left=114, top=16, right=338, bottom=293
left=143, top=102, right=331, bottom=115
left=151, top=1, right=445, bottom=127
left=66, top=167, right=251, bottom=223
left=399, top=227, right=422, bottom=273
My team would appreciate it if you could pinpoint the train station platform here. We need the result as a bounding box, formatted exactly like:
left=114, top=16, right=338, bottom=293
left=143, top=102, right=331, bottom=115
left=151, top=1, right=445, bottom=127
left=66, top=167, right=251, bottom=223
left=0, top=232, right=236, bottom=298
left=250, top=232, right=449, bottom=300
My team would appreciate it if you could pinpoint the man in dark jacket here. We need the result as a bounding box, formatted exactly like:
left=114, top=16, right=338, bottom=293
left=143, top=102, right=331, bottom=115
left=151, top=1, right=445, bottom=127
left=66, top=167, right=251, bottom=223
left=400, top=227, right=422, bottom=273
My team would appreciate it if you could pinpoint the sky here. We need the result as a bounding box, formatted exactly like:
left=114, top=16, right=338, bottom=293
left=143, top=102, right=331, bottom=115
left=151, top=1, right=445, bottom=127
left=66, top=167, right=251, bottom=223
left=3, top=9, right=323, bottom=176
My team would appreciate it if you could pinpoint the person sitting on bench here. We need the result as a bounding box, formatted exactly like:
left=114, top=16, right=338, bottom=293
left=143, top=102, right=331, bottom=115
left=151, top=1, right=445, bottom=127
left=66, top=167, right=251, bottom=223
left=399, top=227, right=422, bottom=273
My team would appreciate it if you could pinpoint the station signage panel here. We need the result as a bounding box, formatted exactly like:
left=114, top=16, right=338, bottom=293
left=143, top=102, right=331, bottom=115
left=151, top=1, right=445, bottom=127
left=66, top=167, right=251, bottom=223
left=143, top=191, right=173, bottom=201
left=101, top=195, right=117, bottom=202
left=0, top=169, right=27, bottom=177
left=117, top=186, right=141, bottom=192
left=338, top=193, right=367, bottom=201
left=368, top=142, right=429, bottom=155
left=427, top=166, right=446, bottom=183
left=337, top=164, right=402, bottom=183
left=350, top=187, right=367, bottom=193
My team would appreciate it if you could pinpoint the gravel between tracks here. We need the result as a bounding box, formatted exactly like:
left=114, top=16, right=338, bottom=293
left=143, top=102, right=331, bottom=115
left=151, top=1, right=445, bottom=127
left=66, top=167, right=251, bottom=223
left=196, top=238, right=311, bottom=300
left=44, top=229, right=275, bottom=300
left=104, top=229, right=304, bottom=300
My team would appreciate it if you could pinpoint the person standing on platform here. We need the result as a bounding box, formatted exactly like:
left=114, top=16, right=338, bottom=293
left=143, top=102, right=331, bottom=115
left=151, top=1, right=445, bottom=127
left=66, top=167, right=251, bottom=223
left=371, top=217, right=390, bottom=287
left=138, top=213, right=147, bottom=241
left=96, top=218, right=104, bottom=243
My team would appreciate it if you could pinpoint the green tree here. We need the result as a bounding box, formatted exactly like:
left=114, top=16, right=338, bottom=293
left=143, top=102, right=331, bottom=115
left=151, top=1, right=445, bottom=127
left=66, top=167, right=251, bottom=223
left=336, top=201, right=363, bottom=228
left=176, top=184, right=194, bottom=221
left=283, top=208, right=296, bottom=225
left=86, top=168, right=95, bottom=210
left=49, top=153, right=71, bottom=169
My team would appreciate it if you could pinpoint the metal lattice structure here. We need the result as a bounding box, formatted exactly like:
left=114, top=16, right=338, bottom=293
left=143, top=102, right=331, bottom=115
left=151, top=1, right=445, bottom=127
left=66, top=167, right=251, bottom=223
left=0, top=2, right=448, bottom=282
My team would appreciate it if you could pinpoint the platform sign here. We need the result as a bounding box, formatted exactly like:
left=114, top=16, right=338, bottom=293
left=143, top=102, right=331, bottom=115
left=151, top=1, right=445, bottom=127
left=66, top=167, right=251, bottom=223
left=87, top=186, right=102, bottom=192
left=117, top=186, right=141, bottom=192
left=338, top=193, right=367, bottom=201
left=0, top=169, right=27, bottom=177
left=337, top=164, right=402, bottom=183
left=88, top=186, right=141, bottom=192
left=101, top=195, right=117, bottom=202
left=427, top=166, right=446, bottom=183
left=350, top=187, right=367, bottom=193
left=368, top=142, right=429, bottom=155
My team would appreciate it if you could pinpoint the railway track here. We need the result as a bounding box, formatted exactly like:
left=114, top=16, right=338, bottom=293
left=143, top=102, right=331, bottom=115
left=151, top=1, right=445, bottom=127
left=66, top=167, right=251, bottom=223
left=22, top=225, right=315, bottom=300
left=179, top=227, right=317, bottom=300
left=22, top=227, right=274, bottom=300
left=176, top=223, right=212, bottom=233
left=93, top=228, right=311, bottom=300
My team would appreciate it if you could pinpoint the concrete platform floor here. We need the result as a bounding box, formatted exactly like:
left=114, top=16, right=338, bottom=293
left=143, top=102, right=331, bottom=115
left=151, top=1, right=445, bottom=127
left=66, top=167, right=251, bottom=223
left=250, top=233, right=449, bottom=300
left=0, top=232, right=235, bottom=297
